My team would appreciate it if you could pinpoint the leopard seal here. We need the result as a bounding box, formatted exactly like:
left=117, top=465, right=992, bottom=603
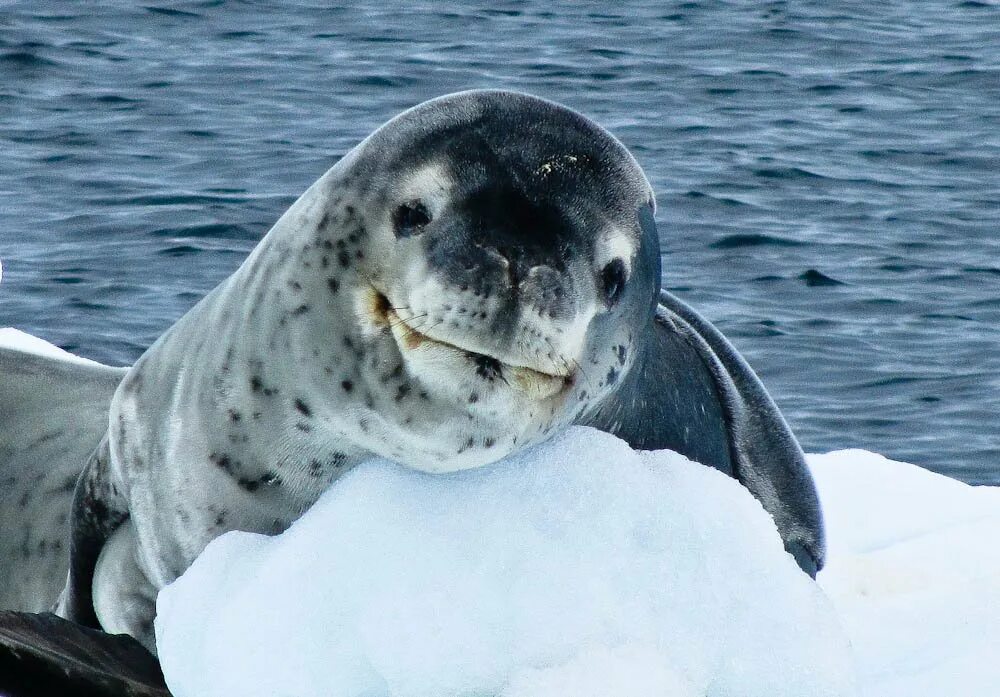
left=0, top=90, right=824, bottom=654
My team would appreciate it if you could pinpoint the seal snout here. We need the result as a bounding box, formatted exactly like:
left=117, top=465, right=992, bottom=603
left=467, top=188, right=573, bottom=315
left=421, top=185, right=577, bottom=324
left=376, top=290, right=575, bottom=402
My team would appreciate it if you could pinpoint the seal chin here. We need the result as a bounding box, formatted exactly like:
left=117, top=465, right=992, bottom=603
left=368, top=289, right=573, bottom=402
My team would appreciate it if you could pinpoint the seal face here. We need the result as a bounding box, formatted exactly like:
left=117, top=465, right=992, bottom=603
left=330, top=91, right=661, bottom=471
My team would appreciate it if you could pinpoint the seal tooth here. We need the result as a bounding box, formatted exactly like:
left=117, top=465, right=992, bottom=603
left=508, top=365, right=569, bottom=401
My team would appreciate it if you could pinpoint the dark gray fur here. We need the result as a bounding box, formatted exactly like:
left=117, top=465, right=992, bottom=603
left=582, top=290, right=824, bottom=576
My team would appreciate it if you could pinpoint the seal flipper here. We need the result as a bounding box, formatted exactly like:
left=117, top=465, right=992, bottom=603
left=581, top=291, right=825, bottom=576
left=0, top=330, right=127, bottom=613
left=57, top=434, right=129, bottom=629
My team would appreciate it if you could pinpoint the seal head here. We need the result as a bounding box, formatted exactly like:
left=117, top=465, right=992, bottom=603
left=283, top=90, right=660, bottom=472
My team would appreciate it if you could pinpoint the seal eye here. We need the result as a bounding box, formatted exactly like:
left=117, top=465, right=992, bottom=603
left=393, top=200, right=431, bottom=237
left=600, top=258, right=627, bottom=307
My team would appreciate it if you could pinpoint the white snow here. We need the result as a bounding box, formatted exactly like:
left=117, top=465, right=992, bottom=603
left=0, top=328, right=103, bottom=367
left=153, top=429, right=1000, bottom=697
left=810, top=449, right=1000, bottom=697
left=155, top=427, right=856, bottom=697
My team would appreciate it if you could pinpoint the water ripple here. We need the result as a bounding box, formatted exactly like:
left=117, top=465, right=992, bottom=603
left=0, top=0, right=997, bottom=481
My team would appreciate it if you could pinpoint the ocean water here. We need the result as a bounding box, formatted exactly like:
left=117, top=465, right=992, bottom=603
left=1, top=1, right=997, bottom=482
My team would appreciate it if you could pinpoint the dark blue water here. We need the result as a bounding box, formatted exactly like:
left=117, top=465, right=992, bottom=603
left=1, top=1, right=998, bottom=482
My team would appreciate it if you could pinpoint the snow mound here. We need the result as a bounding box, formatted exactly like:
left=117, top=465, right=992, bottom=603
left=155, top=426, right=855, bottom=697
left=0, top=328, right=102, bottom=366
left=811, top=449, right=1000, bottom=697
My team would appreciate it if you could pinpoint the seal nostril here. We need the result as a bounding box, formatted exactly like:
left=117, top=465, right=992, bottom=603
left=600, top=258, right=627, bottom=307
left=493, top=245, right=525, bottom=290
left=474, top=354, right=503, bottom=381
left=393, top=200, right=431, bottom=238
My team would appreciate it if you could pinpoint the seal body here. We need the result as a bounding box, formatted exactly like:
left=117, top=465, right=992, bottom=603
left=0, top=90, right=824, bottom=652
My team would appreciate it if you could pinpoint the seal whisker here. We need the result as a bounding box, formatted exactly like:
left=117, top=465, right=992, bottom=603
left=392, top=314, right=437, bottom=337
left=542, top=335, right=587, bottom=389
left=569, top=356, right=592, bottom=391
left=412, top=317, right=449, bottom=337
left=387, top=312, right=428, bottom=331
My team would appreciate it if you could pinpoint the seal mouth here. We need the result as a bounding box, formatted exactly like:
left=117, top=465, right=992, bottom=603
left=370, top=289, right=573, bottom=400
